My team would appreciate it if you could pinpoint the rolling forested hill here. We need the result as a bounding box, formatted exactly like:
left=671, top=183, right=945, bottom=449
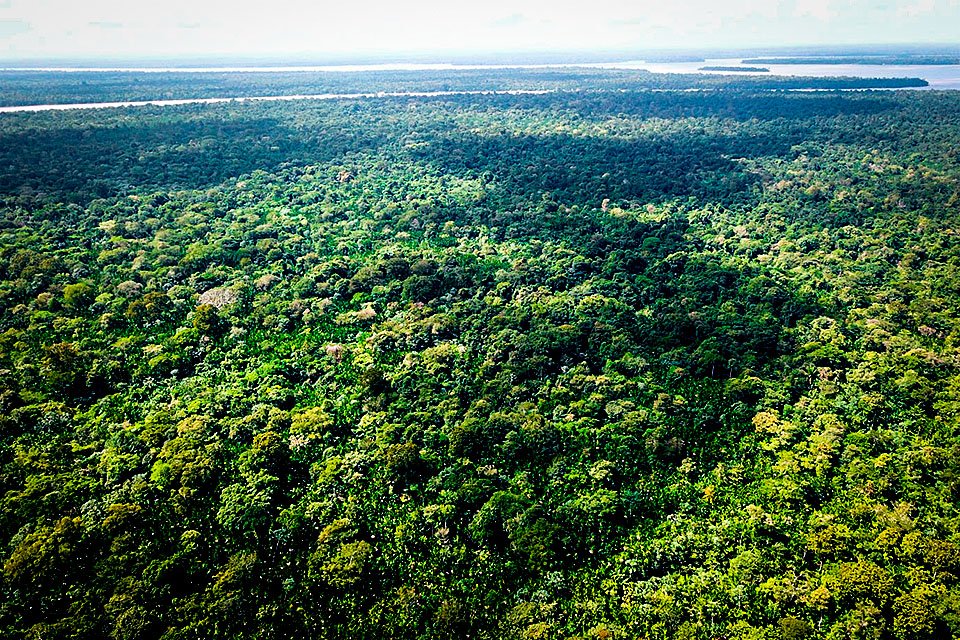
left=1, top=72, right=960, bottom=639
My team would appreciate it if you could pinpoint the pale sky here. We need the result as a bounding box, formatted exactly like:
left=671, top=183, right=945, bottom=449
left=1, top=0, right=958, bottom=60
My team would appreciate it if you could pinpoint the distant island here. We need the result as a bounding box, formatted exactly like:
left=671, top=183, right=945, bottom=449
left=699, top=66, right=770, bottom=73
left=743, top=55, right=960, bottom=65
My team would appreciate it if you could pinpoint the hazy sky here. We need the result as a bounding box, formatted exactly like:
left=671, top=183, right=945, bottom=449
left=1, top=0, right=958, bottom=60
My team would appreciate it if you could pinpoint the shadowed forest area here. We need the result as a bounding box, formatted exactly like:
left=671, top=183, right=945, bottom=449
left=0, top=73, right=959, bottom=639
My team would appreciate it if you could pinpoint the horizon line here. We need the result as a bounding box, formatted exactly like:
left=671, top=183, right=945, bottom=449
left=2, top=42, right=959, bottom=66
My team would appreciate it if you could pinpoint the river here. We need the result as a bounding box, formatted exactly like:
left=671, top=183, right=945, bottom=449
left=632, top=57, right=960, bottom=90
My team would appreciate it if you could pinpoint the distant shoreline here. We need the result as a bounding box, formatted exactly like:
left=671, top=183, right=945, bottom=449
left=743, top=56, right=960, bottom=66
left=699, top=66, right=770, bottom=73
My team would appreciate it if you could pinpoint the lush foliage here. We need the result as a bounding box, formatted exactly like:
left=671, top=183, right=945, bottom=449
left=1, top=76, right=960, bottom=639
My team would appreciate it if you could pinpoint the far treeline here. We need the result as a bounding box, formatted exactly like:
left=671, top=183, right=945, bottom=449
left=0, top=67, right=929, bottom=108
left=699, top=66, right=771, bottom=73
left=743, top=55, right=960, bottom=65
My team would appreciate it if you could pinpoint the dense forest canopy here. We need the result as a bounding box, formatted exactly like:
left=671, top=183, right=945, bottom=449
left=1, top=71, right=960, bottom=639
